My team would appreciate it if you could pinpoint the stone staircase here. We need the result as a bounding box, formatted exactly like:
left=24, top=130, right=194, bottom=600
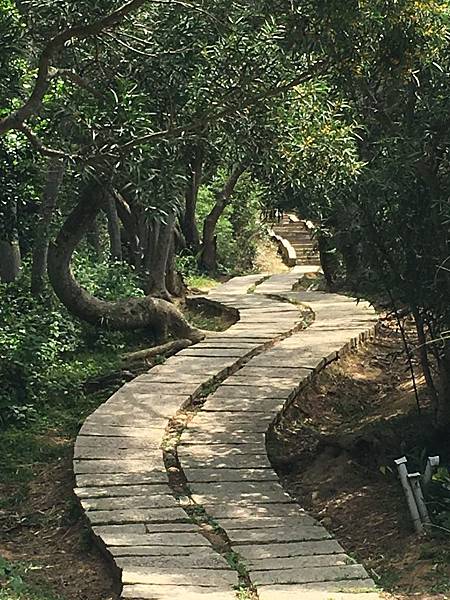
left=272, top=214, right=321, bottom=266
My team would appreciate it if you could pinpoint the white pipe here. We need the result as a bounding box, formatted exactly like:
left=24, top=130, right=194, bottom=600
left=423, top=456, right=440, bottom=490
left=408, top=472, right=431, bottom=526
left=394, top=457, right=424, bottom=534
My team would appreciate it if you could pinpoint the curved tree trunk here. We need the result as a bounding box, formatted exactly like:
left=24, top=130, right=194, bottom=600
left=47, top=188, right=203, bottom=342
left=31, top=157, right=65, bottom=295
left=198, top=162, right=247, bottom=273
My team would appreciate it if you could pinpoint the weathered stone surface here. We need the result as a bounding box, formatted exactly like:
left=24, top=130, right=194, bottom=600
left=183, top=421, right=269, bottom=435
left=110, top=545, right=222, bottom=558
left=121, top=567, right=237, bottom=586
left=177, top=347, right=252, bottom=358
left=230, top=525, right=331, bottom=544
left=217, top=515, right=317, bottom=529
left=116, top=554, right=230, bottom=570
left=75, top=435, right=161, bottom=449
left=78, top=424, right=165, bottom=440
left=103, top=532, right=210, bottom=547
left=186, top=468, right=278, bottom=483
left=257, top=581, right=376, bottom=597
left=179, top=443, right=266, bottom=458
left=75, top=474, right=168, bottom=488
left=212, top=384, right=292, bottom=400
left=122, top=379, right=203, bottom=396
left=249, top=554, right=351, bottom=570
left=193, top=412, right=273, bottom=425
left=238, top=540, right=345, bottom=560
left=87, top=507, right=189, bottom=525
left=237, top=366, right=312, bottom=380
left=122, top=584, right=237, bottom=599
left=258, top=590, right=379, bottom=600
left=95, top=522, right=197, bottom=535
left=76, top=483, right=170, bottom=497
left=181, top=431, right=267, bottom=445
left=82, top=494, right=178, bottom=511
left=254, top=565, right=368, bottom=585
left=74, top=458, right=164, bottom=474
left=83, top=414, right=167, bottom=428
left=203, top=397, right=285, bottom=413
left=206, top=503, right=319, bottom=520
left=93, top=523, right=145, bottom=536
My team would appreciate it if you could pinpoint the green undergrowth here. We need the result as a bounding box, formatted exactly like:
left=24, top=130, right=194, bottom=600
left=0, top=557, right=62, bottom=600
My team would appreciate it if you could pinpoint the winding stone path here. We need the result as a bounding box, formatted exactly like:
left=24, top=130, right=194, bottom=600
left=74, top=267, right=380, bottom=600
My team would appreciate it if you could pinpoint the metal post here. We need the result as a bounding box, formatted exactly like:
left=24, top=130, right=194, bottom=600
left=394, top=457, right=424, bottom=534
left=408, top=472, right=431, bottom=526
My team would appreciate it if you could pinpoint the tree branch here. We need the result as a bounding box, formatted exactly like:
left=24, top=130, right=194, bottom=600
left=120, top=62, right=327, bottom=152
left=16, top=124, right=69, bottom=158
left=0, top=0, right=149, bottom=136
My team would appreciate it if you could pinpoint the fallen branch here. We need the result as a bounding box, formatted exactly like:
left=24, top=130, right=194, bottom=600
left=122, top=338, right=193, bottom=363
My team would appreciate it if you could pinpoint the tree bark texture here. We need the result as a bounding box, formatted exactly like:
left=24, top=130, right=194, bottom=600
left=182, top=147, right=204, bottom=251
left=31, top=157, right=65, bottom=294
left=0, top=240, right=21, bottom=283
left=47, top=188, right=203, bottom=342
left=0, top=197, right=21, bottom=283
left=105, top=192, right=123, bottom=261
left=198, top=162, right=247, bottom=273
left=145, top=211, right=176, bottom=300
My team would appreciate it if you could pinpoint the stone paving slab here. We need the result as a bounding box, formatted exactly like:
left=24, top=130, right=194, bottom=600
left=75, top=474, right=169, bottom=488
left=75, top=483, right=171, bottom=497
left=102, top=532, right=211, bottom=547
left=74, top=458, right=165, bottom=475
left=257, top=585, right=377, bottom=600
left=110, top=545, right=225, bottom=557
left=186, top=468, right=278, bottom=482
left=117, top=554, right=231, bottom=569
left=78, top=425, right=165, bottom=440
left=252, top=564, right=369, bottom=585
left=81, top=495, right=179, bottom=511
left=238, top=540, right=345, bottom=559
left=121, top=567, right=238, bottom=586
left=122, top=584, right=237, bottom=599
left=229, top=526, right=332, bottom=544
left=249, top=554, right=351, bottom=570
left=88, top=507, right=190, bottom=525
left=94, top=523, right=198, bottom=535
left=180, top=431, right=267, bottom=445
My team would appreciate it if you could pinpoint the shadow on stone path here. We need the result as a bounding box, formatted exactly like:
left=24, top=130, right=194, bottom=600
left=74, top=267, right=381, bottom=600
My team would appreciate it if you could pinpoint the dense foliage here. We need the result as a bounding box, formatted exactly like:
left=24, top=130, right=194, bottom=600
left=0, top=2, right=449, bottom=451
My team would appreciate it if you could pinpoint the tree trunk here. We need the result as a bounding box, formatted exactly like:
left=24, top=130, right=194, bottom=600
left=166, top=233, right=186, bottom=298
left=436, top=341, right=450, bottom=431
left=412, top=308, right=439, bottom=410
left=182, top=147, right=204, bottom=251
left=114, top=191, right=142, bottom=269
left=47, top=188, right=203, bottom=342
left=105, top=192, right=122, bottom=261
left=0, top=198, right=21, bottom=284
left=0, top=240, right=21, bottom=283
left=31, top=157, right=65, bottom=295
left=198, top=162, right=247, bottom=273
left=145, top=211, right=176, bottom=300
left=86, top=218, right=102, bottom=258
left=317, top=232, right=339, bottom=289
